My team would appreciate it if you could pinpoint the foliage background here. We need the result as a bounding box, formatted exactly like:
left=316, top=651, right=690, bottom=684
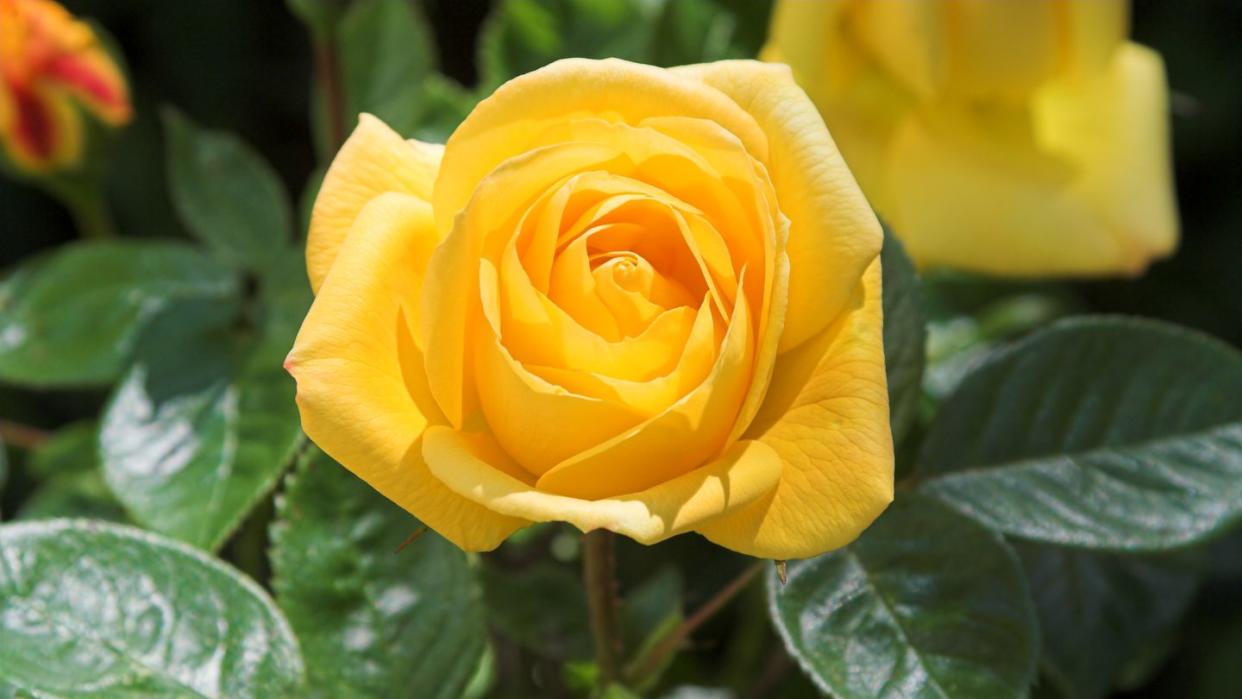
left=2, top=1, right=1242, bottom=698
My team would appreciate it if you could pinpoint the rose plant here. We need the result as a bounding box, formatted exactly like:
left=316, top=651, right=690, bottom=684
left=0, top=2, right=1241, bottom=698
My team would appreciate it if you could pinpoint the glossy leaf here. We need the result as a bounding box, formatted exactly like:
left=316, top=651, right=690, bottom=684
left=271, top=449, right=487, bottom=699
left=0, top=241, right=236, bottom=387
left=919, top=317, right=1242, bottom=551
left=770, top=495, right=1039, bottom=699
left=164, top=109, right=292, bottom=270
left=880, top=226, right=926, bottom=445
left=0, top=519, right=305, bottom=697
left=100, top=297, right=302, bottom=551
left=1018, top=544, right=1199, bottom=699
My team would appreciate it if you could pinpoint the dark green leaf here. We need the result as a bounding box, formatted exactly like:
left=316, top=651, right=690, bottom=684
left=770, top=494, right=1039, bottom=699
left=880, top=227, right=926, bottom=445
left=648, top=0, right=767, bottom=67
left=479, top=0, right=655, bottom=89
left=164, top=109, right=292, bottom=269
left=270, top=449, right=487, bottom=699
left=100, top=299, right=302, bottom=551
left=919, top=317, right=1242, bottom=551
left=481, top=560, right=592, bottom=661
left=1018, top=544, right=1198, bottom=699
left=18, top=471, right=129, bottom=523
left=0, top=519, right=305, bottom=697
left=26, top=421, right=97, bottom=480
left=0, top=241, right=236, bottom=387
left=336, top=0, right=435, bottom=133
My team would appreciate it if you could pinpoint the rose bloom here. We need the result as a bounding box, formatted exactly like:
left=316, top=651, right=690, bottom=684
left=765, top=0, right=1179, bottom=277
left=287, top=59, right=893, bottom=559
left=0, top=0, right=131, bottom=172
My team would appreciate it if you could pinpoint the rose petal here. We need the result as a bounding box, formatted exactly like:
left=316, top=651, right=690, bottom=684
left=287, top=192, right=526, bottom=550
left=307, top=114, right=442, bottom=292
left=695, top=259, right=892, bottom=559
left=423, top=427, right=782, bottom=544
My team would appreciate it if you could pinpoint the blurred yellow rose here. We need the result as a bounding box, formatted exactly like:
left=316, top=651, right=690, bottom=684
left=0, top=0, right=131, bottom=173
left=765, top=0, right=1179, bottom=277
left=286, top=58, right=893, bottom=559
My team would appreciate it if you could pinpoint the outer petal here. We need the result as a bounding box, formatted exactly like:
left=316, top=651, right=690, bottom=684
left=672, top=61, right=882, bottom=352
left=433, top=58, right=770, bottom=237
left=423, top=427, right=782, bottom=545
left=886, top=43, right=1177, bottom=277
left=695, top=259, right=893, bottom=559
left=287, top=192, right=526, bottom=550
left=306, top=114, right=443, bottom=293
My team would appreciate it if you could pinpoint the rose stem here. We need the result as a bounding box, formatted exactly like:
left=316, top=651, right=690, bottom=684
left=313, top=35, right=346, bottom=152
left=0, top=419, right=50, bottom=450
left=583, top=529, right=624, bottom=686
left=625, top=560, right=765, bottom=686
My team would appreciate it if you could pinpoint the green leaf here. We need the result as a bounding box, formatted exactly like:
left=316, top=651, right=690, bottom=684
left=100, top=297, right=302, bottom=551
left=26, top=421, right=97, bottom=480
left=1018, top=544, right=1198, bottom=699
left=481, top=560, right=593, bottom=661
left=164, top=109, right=292, bottom=270
left=770, top=494, right=1039, bottom=699
left=918, top=317, right=1242, bottom=551
left=270, top=449, right=487, bottom=699
left=648, top=0, right=769, bottom=67
left=18, top=421, right=127, bottom=522
left=0, top=519, right=305, bottom=697
left=0, top=241, right=237, bottom=387
left=336, top=0, right=435, bottom=133
left=479, top=0, right=656, bottom=89
left=409, top=74, right=480, bottom=144
left=880, top=226, right=926, bottom=445
left=18, top=471, right=129, bottom=523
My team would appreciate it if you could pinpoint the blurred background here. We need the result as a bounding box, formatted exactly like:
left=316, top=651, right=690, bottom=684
left=2, top=1, right=1241, bottom=696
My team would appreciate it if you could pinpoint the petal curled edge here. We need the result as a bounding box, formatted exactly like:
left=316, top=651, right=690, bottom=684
left=287, top=193, right=526, bottom=550
left=885, top=42, right=1177, bottom=277
left=695, top=259, right=893, bottom=559
left=433, top=58, right=770, bottom=239
left=672, top=60, right=883, bottom=353
left=423, top=427, right=782, bottom=545
left=307, top=114, right=443, bottom=293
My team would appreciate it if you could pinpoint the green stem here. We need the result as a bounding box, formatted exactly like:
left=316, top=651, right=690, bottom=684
left=60, top=180, right=118, bottom=239
left=583, top=529, right=623, bottom=687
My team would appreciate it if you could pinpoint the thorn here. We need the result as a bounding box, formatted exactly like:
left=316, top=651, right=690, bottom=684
left=396, top=526, right=428, bottom=552
left=774, top=560, right=787, bottom=586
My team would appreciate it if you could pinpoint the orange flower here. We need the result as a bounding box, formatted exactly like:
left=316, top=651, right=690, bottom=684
left=0, top=0, right=131, bottom=173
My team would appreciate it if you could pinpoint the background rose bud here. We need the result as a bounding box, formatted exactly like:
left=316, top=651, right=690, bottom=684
left=765, top=0, right=1179, bottom=277
left=286, top=58, right=894, bottom=560
left=0, top=0, right=132, bottom=174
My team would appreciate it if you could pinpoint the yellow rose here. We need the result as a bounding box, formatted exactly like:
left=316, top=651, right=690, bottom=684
left=286, top=59, right=892, bottom=559
left=765, top=0, right=1179, bottom=277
